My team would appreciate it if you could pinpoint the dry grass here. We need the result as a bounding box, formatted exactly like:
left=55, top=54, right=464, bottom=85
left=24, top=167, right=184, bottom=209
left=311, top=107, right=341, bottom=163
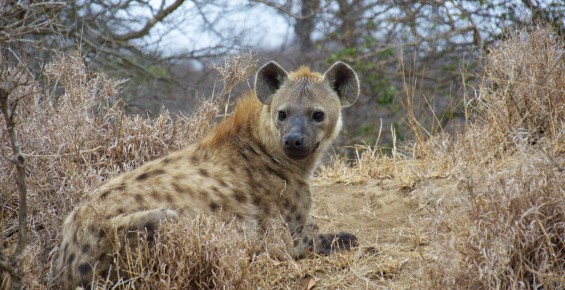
left=1, top=27, right=564, bottom=289
left=413, top=27, right=565, bottom=289
left=1, top=52, right=223, bottom=288
left=317, top=26, right=564, bottom=289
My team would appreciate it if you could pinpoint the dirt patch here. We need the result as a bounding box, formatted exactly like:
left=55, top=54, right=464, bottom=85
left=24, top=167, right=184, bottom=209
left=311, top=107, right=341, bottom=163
left=304, top=179, right=438, bottom=288
left=313, top=180, right=416, bottom=243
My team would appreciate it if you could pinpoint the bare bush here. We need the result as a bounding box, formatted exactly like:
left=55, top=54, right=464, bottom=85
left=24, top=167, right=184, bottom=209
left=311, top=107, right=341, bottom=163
left=411, top=27, right=565, bottom=289
left=0, top=52, right=223, bottom=287
left=479, top=28, right=564, bottom=143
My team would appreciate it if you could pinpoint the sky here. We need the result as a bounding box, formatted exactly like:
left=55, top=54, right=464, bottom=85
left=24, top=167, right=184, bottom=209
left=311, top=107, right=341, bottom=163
left=142, top=0, right=291, bottom=55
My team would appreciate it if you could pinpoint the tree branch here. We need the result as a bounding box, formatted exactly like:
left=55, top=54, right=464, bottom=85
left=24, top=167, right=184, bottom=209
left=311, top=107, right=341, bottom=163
left=112, top=0, right=185, bottom=42
left=0, top=86, right=28, bottom=290
left=252, top=0, right=319, bottom=20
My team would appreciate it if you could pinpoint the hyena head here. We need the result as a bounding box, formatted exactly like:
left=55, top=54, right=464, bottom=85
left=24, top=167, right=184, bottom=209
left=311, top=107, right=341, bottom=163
left=255, top=61, right=359, bottom=160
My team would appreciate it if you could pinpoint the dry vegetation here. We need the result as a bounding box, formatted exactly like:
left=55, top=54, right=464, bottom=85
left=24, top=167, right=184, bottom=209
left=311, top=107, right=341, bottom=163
left=1, top=27, right=564, bottom=289
left=414, top=28, right=564, bottom=289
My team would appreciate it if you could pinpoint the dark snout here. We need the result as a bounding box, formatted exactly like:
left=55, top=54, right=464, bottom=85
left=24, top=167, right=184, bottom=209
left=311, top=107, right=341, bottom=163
left=283, top=131, right=311, bottom=159
left=284, top=132, right=304, bottom=150
left=282, top=117, right=318, bottom=160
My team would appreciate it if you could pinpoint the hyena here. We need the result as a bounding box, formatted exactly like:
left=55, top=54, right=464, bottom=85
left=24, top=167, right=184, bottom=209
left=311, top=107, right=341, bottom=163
left=51, top=61, right=360, bottom=288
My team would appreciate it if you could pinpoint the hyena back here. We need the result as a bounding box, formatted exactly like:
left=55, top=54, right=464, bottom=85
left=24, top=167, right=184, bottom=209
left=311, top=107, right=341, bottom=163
left=51, top=61, right=360, bottom=288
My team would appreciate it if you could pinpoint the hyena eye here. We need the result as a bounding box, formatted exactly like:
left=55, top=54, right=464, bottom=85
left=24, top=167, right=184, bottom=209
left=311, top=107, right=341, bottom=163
left=278, top=111, right=287, bottom=121
left=312, top=111, right=324, bottom=122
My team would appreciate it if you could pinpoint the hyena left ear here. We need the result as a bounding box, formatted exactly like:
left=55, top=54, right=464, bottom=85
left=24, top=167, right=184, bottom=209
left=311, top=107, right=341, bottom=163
left=323, top=61, right=360, bottom=107
left=255, top=61, right=288, bottom=105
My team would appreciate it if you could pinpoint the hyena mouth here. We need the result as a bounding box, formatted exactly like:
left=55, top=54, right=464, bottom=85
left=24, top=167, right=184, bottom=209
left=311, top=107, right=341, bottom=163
left=284, top=142, right=321, bottom=160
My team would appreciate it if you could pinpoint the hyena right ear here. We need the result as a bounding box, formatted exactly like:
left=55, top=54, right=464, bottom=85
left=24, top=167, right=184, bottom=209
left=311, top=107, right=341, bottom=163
left=255, top=61, right=288, bottom=105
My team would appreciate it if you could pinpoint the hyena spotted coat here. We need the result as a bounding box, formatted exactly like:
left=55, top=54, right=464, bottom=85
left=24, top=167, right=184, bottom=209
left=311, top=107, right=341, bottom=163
left=51, top=61, right=360, bottom=288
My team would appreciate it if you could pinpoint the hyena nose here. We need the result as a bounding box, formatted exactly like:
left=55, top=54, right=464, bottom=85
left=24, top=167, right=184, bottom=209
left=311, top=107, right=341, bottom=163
left=284, top=133, right=304, bottom=150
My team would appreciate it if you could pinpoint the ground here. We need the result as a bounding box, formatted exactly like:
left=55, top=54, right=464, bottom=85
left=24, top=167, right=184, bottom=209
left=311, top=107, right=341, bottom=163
left=305, top=178, right=446, bottom=288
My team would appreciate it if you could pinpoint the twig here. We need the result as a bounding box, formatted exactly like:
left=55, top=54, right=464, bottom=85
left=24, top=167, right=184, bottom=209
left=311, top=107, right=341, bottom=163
left=0, top=86, right=29, bottom=289
left=112, top=0, right=185, bottom=41
left=0, top=259, right=16, bottom=278
left=21, top=146, right=103, bottom=158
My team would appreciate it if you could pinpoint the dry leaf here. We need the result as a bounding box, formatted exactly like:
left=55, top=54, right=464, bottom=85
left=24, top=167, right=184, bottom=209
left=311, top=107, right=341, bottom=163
left=302, top=275, right=316, bottom=290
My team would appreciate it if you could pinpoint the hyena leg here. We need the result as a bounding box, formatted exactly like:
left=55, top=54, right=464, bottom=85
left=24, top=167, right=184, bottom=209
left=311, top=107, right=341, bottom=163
left=312, top=232, right=358, bottom=256
left=110, top=208, right=179, bottom=241
left=91, top=209, right=179, bottom=282
left=291, top=222, right=358, bottom=258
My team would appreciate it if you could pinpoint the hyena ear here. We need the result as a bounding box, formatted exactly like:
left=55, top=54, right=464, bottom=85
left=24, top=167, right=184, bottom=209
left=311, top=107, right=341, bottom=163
left=323, top=61, right=360, bottom=107
left=255, top=61, right=288, bottom=105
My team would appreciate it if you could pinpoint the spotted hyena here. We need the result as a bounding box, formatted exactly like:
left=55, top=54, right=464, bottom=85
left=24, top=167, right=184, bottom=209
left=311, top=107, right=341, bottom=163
left=51, top=61, right=360, bottom=288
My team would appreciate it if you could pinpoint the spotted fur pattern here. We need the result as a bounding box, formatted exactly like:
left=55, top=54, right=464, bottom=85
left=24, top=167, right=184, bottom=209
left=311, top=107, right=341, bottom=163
left=51, top=61, right=360, bottom=288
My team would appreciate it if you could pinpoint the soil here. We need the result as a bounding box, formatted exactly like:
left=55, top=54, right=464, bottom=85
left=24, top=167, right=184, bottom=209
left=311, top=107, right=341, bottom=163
left=309, top=178, right=455, bottom=288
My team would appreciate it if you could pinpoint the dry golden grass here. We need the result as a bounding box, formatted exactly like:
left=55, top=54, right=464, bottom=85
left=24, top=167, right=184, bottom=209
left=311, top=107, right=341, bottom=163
left=317, top=26, right=564, bottom=289
left=1, top=27, right=563, bottom=289
left=1, top=52, right=223, bottom=288
left=412, top=27, right=565, bottom=289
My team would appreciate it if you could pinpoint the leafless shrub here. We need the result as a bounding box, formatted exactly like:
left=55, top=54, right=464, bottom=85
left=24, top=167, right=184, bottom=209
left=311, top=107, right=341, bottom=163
left=411, top=27, right=565, bottom=289
left=0, top=63, right=35, bottom=290
left=0, top=51, right=224, bottom=287
left=477, top=27, right=564, bottom=144
left=211, top=53, right=257, bottom=99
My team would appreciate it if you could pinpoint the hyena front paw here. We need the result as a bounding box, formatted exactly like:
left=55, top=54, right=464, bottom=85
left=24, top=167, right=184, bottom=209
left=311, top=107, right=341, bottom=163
left=316, top=232, right=358, bottom=255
